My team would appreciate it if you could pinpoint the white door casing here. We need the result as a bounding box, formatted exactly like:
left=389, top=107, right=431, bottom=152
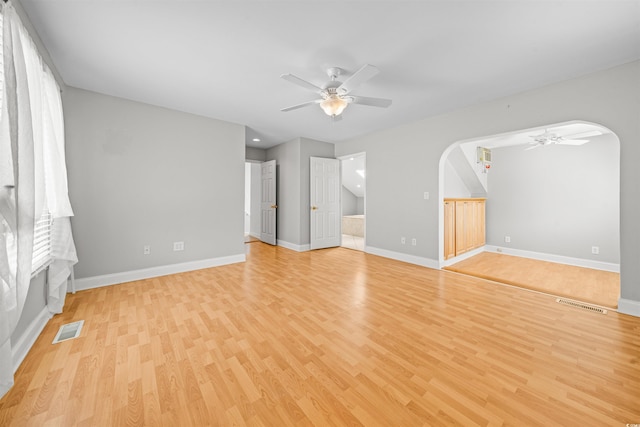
left=260, top=160, right=277, bottom=245
left=310, top=157, right=341, bottom=250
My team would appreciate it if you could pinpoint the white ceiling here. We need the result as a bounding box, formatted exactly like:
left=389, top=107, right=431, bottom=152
left=465, top=121, right=612, bottom=150
left=20, top=0, right=640, bottom=149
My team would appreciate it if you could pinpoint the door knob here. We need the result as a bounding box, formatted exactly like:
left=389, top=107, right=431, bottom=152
left=311, top=206, right=318, bottom=210
left=271, top=204, right=278, bottom=209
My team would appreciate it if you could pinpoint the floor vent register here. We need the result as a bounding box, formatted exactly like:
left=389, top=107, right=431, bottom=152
left=52, top=320, right=85, bottom=344
left=556, top=298, right=607, bottom=314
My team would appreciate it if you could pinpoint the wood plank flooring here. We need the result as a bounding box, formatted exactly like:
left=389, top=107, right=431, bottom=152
left=445, top=252, right=620, bottom=309
left=1, top=242, right=639, bottom=426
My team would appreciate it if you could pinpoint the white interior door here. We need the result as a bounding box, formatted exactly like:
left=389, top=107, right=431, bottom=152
left=260, top=160, right=277, bottom=245
left=310, top=157, right=341, bottom=250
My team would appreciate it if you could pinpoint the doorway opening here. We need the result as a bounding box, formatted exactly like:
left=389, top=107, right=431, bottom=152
left=340, top=153, right=365, bottom=251
left=438, top=120, right=620, bottom=309
left=244, top=161, right=261, bottom=243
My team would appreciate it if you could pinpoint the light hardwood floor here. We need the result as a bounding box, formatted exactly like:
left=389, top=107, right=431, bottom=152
left=445, top=252, right=620, bottom=309
left=1, top=243, right=639, bottom=426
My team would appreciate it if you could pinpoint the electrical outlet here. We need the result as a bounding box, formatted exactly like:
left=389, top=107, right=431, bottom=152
left=504, top=235, right=511, bottom=243
left=173, top=241, right=184, bottom=251
left=401, top=237, right=406, bottom=244
left=592, top=246, right=599, bottom=255
left=143, top=245, right=150, bottom=255
left=412, top=238, right=417, bottom=246
left=423, top=192, right=430, bottom=200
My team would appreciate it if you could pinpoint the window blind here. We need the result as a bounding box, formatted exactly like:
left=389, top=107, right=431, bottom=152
left=3, top=210, right=52, bottom=277
left=31, top=210, right=52, bottom=275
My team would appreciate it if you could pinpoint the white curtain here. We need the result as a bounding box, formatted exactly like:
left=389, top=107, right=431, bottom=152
left=0, top=2, right=76, bottom=398
left=0, top=2, right=36, bottom=399
left=42, top=67, right=76, bottom=314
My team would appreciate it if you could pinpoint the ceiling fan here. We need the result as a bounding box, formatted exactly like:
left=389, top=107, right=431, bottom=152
left=280, top=64, right=392, bottom=120
left=525, top=129, right=598, bottom=150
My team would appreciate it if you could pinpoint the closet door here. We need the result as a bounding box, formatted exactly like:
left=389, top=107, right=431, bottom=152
left=464, top=201, right=476, bottom=252
left=475, top=200, right=486, bottom=248
left=455, top=201, right=466, bottom=256
left=444, top=201, right=456, bottom=260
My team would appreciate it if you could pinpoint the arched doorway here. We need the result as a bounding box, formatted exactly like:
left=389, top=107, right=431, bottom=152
left=438, top=120, right=620, bottom=308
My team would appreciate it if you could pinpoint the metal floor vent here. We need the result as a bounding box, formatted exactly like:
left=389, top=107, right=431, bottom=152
left=556, top=298, right=607, bottom=314
left=52, top=320, right=84, bottom=344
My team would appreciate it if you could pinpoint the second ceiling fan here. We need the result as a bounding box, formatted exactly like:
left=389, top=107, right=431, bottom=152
left=525, top=129, right=597, bottom=150
left=280, top=64, right=392, bottom=120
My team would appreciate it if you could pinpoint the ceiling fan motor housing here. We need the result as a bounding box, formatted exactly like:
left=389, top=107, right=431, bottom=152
left=326, top=67, right=342, bottom=80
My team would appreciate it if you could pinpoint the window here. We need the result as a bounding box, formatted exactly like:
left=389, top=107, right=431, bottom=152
left=32, top=210, right=52, bottom=275
left=1, top=1, right=76, bottom=400
left=0, top=4, right=69, bottom=279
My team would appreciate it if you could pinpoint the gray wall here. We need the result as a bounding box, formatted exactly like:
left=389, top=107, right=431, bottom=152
left=266, top=137, right=334, bottom=247
left=487, top=134, right=619, bottom=263
left=246, top=147, right=266, bottom=162
left=10, top=273, right=46, bottom=344
left=356, top=197, right=365, bottom=215
left=342, top=186, right=358, bottom=216
left=444, top=158, right=472, bottom=198
left=266, top=139, right=301, bottom=245
left=64, top=87, right=246, bottom=279
left=335, top=61, right=640, bottom=306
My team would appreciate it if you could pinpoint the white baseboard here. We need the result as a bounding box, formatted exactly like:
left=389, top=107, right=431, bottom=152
left=12, top=306, right=52, bottom=374
left=618, top=298, right=640, bottom=317
left=74, top=254, right=246, bottom=291
left=277, top=240, right=310, bottom=252
left=484, top=245, right=620, bottom=273
left=365, top=246, right=439, bottom=270
left=440, top=246, right=485, bottom=268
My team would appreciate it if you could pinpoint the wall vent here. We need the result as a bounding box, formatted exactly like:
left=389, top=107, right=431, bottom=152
left=52, top=320, right=84, bottom=344
left=477, top=146, right=492, bottom=163
left=556, top=298, right=607, bottom=314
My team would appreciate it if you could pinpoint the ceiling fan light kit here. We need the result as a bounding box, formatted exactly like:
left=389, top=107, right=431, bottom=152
left=320, top=94, right=349, bottom=117
left=280, top=64, right=392, bottom=119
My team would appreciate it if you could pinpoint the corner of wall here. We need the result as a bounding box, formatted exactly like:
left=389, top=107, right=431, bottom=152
left=617, top=298, right=640, bottom=318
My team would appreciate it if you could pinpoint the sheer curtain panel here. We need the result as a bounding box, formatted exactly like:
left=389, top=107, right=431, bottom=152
left=0, top=2, right=77, bottom=399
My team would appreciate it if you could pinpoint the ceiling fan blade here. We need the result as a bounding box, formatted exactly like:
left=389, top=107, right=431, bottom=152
left=280, top=74, right=324, bottom=94
left=564, top=130, right=602, bottom=139
left=337, top=64, right=380, bottom=95
left=556, top=139, right=589, bottom=146
left=280, top=100, right=320, bottom=112
left=349, top=95, right=392, bottom=108
left=525, top=144, right=541, bottom=151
